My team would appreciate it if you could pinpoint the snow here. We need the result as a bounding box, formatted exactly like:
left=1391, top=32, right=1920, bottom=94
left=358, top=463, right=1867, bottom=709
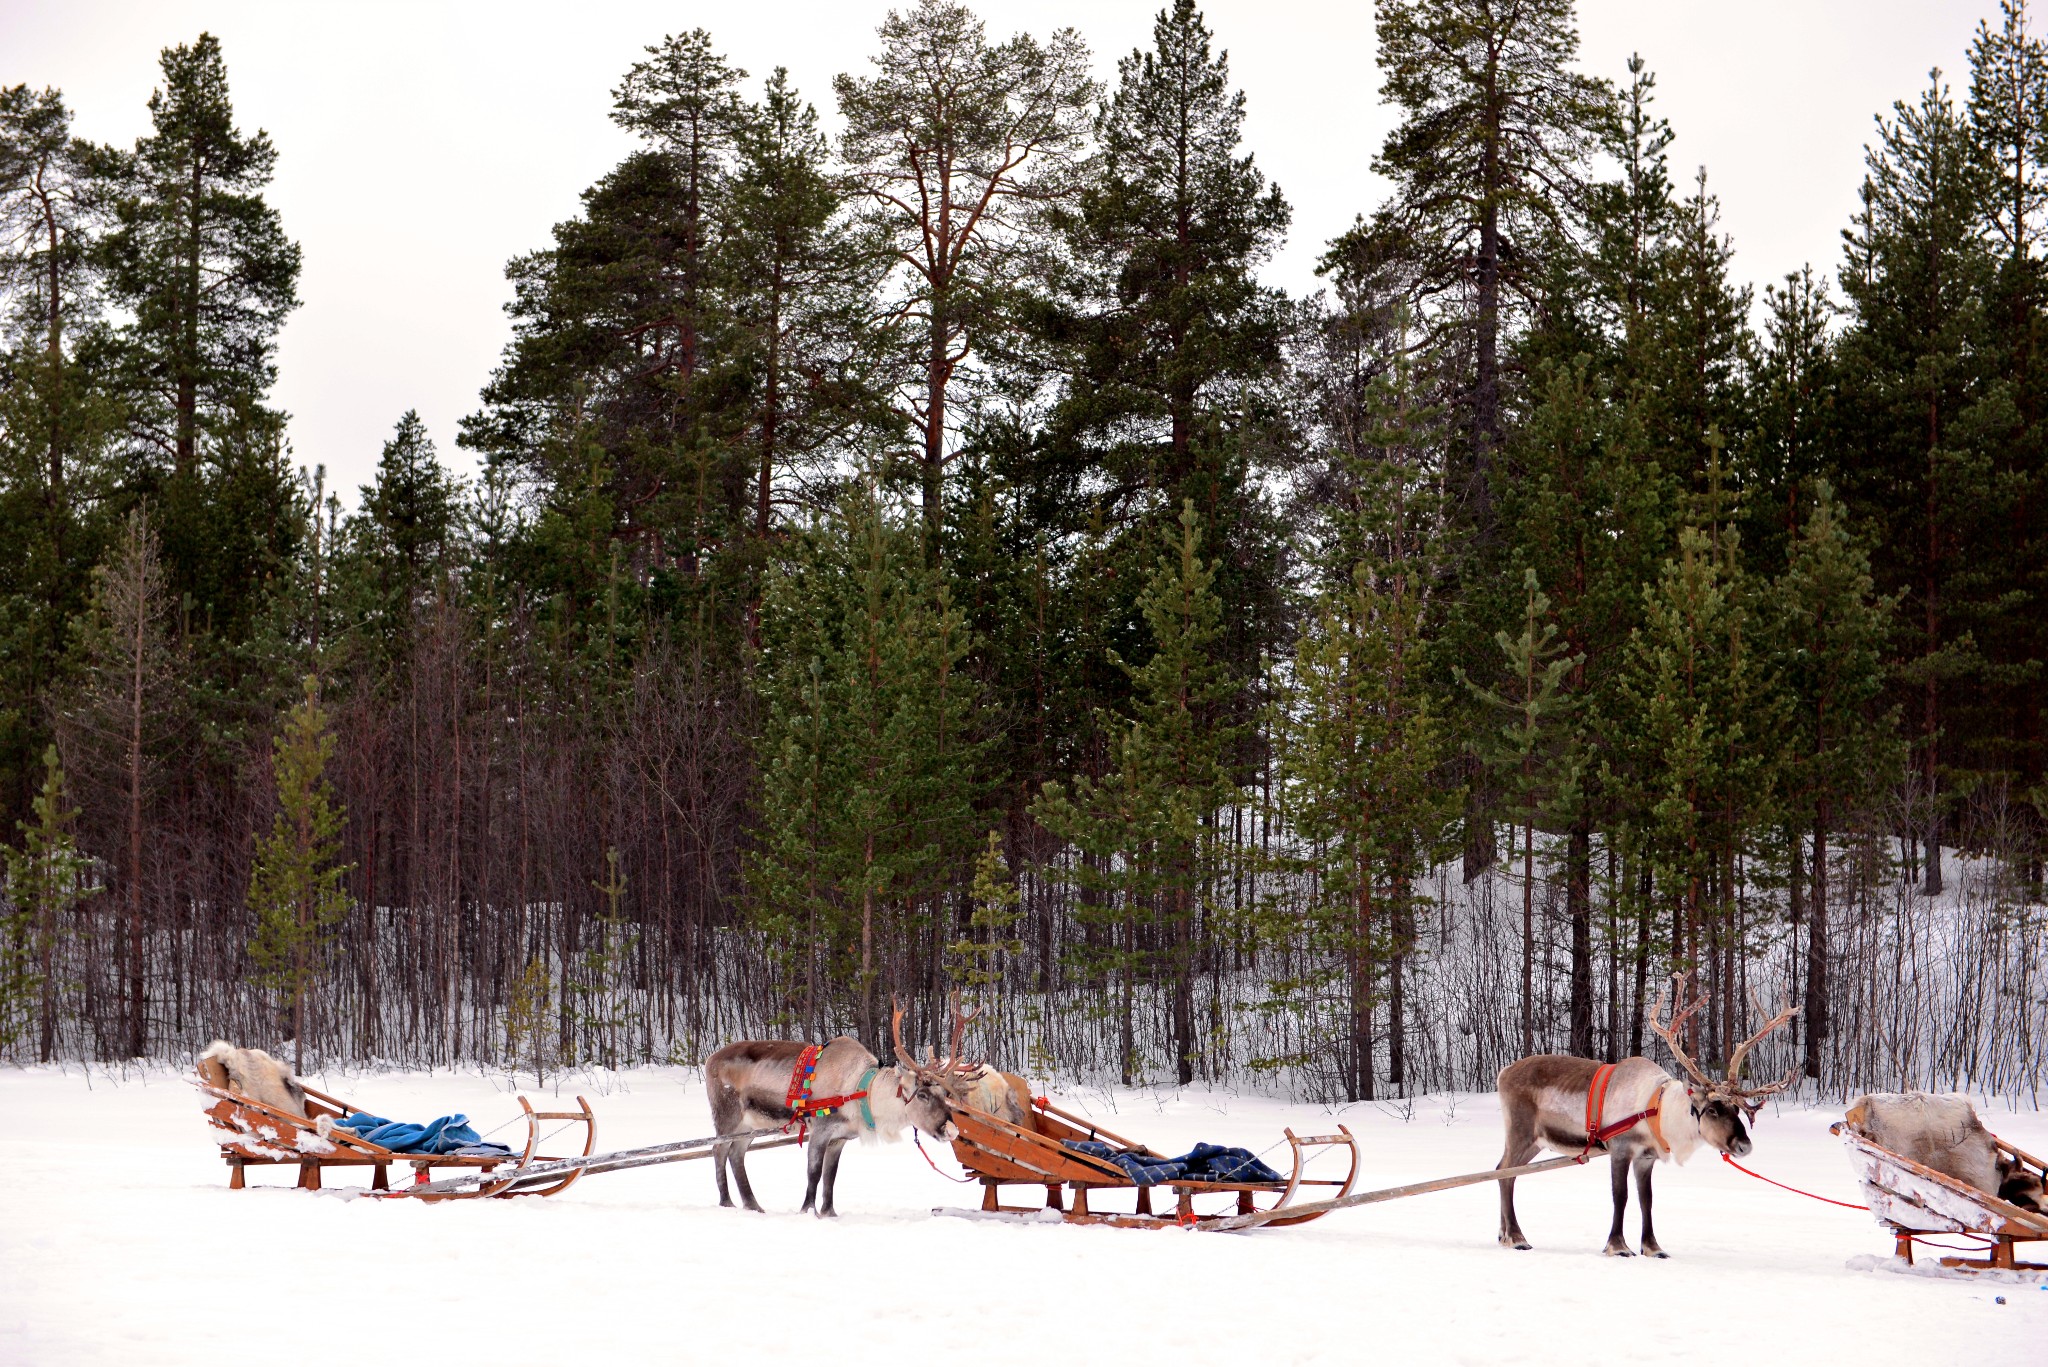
left=3, top=1066, right=2043, bottom=1365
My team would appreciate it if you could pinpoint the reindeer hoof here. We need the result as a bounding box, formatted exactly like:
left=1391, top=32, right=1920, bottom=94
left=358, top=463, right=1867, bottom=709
left=1644, top=1248, right=1668, bottom=1259
left=1500, top=1237, right=1532, bottom=1250
left=1604, top=1245, right=1634, bottom=1258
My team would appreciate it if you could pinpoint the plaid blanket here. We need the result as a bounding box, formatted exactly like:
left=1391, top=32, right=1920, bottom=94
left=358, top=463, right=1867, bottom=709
left=1064, top=1139, right=1284, bottom=1186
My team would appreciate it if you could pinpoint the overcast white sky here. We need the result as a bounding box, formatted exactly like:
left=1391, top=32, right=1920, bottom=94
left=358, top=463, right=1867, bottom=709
left=0, top=1, right=2000, bottom=502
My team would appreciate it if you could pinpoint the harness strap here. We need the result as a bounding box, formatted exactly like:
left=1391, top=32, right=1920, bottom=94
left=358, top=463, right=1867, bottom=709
left=1577, top=1066, right=1665, bottom=1162
left=1583, top=1064, right=1616, bottom=1153
left=781, top=1046, right=876, bottom=1138
left=855, top=1067, right=878, bottom=1131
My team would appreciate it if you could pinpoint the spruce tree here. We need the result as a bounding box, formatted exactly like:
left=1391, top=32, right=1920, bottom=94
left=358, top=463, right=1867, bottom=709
left=247, top=674, right=350, bottom=1072
left=3, top=744, right=94, bottom=1059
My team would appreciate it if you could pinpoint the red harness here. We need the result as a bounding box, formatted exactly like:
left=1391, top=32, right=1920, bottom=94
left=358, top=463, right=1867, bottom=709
left=782, top=1044, right=874, bottom=1142
left=1579, top=1063, right=1668, bottom=1161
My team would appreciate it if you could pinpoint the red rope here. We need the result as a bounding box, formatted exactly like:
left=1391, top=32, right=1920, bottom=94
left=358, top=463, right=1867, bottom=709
left=912, top=1129, right=977, bottom=1184
left=1720, top=1152, right=1869, bottom=1209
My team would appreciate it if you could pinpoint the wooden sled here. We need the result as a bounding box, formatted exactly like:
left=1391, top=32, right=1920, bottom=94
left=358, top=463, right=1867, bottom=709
left=1832, top=1121, right=2048, bottom=1273
left=196, top=1071, right=597, bottom=1200
left=944, top=1093, right=1358, bottom=1230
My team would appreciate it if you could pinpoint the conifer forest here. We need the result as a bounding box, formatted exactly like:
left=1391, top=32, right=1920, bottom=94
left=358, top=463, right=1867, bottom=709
left=4, top=0, right=2047, bottom=1102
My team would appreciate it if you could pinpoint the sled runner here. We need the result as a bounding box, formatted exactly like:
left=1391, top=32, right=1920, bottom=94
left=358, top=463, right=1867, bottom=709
left=196, top=1070, right=598, bottom=1199
left=940, top=1092, right=1359, bottom=1229
left=1832, top=1121, right=2048, bottom=1273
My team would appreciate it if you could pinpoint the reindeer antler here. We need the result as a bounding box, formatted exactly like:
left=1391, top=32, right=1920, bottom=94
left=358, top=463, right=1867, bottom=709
left=890, top=992, right=985, bottom=1096
left=1722, top=989, right=1801, bottom=1115
left=1647, top=973, right=1717, bottom=1090
left=889, top=995, right=920, bottom=1073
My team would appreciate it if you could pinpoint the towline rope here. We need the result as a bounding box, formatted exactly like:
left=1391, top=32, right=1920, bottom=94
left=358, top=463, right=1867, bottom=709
left=913, top=1129, right=978, bottom=1183
left=1719, top=1151, right=1868, bottom=1209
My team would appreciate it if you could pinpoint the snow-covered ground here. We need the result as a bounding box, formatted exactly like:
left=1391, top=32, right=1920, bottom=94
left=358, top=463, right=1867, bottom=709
left=2, top=1065, right=2041, bottom=1365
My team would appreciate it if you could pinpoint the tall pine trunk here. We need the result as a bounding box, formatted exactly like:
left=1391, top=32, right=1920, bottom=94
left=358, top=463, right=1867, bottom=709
left=1805, top=800, right=1831, bottom=1081
left=1567, top=820, right=1593, bottom=1055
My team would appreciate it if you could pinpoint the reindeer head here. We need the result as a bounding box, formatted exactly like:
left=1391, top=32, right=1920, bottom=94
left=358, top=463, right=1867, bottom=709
left=1648, top=974, right=1801, bottom=1158
left=888, top=993, right=984, bottom=1143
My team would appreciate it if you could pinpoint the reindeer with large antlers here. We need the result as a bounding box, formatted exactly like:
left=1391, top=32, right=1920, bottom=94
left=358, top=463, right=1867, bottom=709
left=1494, top=974, right=1799, bottom=1256
left=703, top=995, right=980, bottom=1217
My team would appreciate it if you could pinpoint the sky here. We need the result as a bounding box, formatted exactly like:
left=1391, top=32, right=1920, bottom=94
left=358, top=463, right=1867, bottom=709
left=0, top=0, right=2003, bottom=503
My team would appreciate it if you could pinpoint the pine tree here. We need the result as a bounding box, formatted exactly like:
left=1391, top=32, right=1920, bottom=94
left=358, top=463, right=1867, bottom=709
left=1642, top=168, right=1753, bottom=484
left=1035, top=501, right=1239, bottom=1084
left=722, top=69, right=894, bottom=551
left=1499, top=352, right=1674, bottom=1056
left=834, top=0, right=1096, bottom=542
left=1837, top=69, right=1994, bottom=895
left=1745, top=266, right=1836, bottom=568
left=1608, top=522, right=1782, bottom=1061
left=1769, top=483, right=1897, bottom=1076
left=1043, top=0, right=1290, bottom=714
left=0, top=83, right=120, bottom=826
left=97, top=34, right=299, bottom=476
left=59, top=506, right=174, bottom=1058
left=247, top=674, right=350, bottom=1072
left=1275, top=355, right=1455, bottom=1096
left=1586, top=56, right=1675, bottom=368
left=1966, top=2, right=2048, bottom=876
left=3, top=744, right=95, bottom=1058
left=749, top=481, right=983, bottom=1041
left=1465, top=569, right=1581, bottom=1055
left=1364, top=0, right=1610, bottom=518
left=340, top=410, right=461, bottom=662
left=612, top=29, right=748, bottom=388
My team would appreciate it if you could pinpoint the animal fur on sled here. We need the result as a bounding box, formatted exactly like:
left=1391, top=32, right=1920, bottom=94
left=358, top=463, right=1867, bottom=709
left=197, top=1040, right=308, bottom=1119
left=1845, top=1092, right=2024, bottom=1201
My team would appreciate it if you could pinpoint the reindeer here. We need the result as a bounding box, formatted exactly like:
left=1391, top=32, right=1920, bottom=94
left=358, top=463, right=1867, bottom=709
left=704, top=997, right=977, bottom=1217
left=1494, top=975, right=1799, bottom=1257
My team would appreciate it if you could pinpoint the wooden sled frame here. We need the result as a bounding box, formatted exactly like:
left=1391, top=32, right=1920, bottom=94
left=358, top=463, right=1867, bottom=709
left=1832, top=1121, right=2048, bottom=1273
left=196, top=1072, right=597, bottom=1200
left=945, top=1094, right=1358, bottom=1230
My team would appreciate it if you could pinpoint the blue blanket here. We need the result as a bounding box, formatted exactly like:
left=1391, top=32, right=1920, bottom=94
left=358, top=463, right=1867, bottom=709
left=1064, top=1139, right=1284, bottom=1186
left=337, top=1111, right=513, bottom=1157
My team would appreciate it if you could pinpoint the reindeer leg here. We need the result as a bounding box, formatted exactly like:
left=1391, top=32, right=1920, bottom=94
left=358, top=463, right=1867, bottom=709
left=1496, top=1133, right=1538, bottom=1250
left=800, top=1134, right=825, bottom=1214
left=713, top=1138, right=734, bottom=1208
left=1635, top=1150, right=1666, bottom=1258
left=730, top=1136, right=765, bottom=1213
left=1603, top=1146, right=1634, bottom=1256
left=816, top=1138, right=849, bottom=1219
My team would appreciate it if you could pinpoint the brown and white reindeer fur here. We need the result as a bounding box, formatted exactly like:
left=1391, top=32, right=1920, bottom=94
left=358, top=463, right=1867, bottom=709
left=1495, top=977, right=1797, bottom=1257
left=703, top=1000, right=975, bottom=1218
left=197, top=1040, right=308, bottom=1118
